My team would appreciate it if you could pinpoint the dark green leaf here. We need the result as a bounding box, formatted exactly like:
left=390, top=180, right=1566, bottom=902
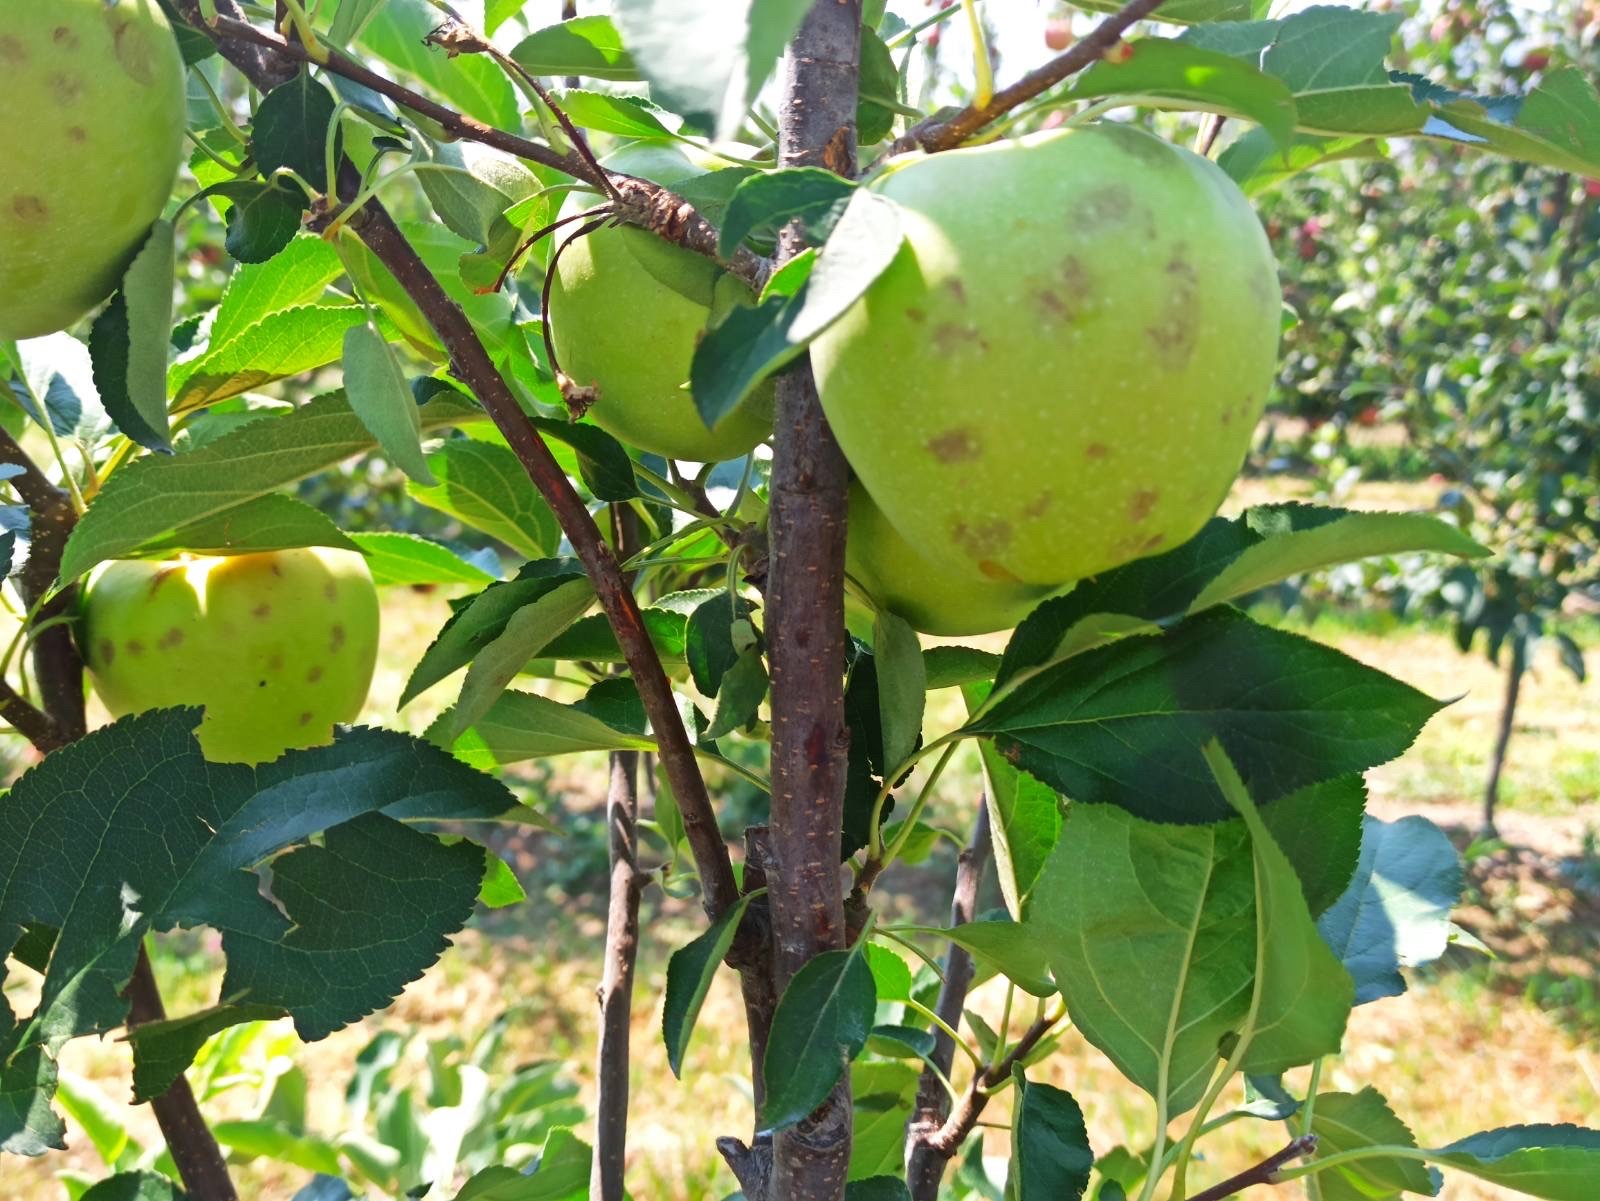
left=219, top=181, right=307, bottom=262
left=135, top=493, right=360, bottom=558
left=1256, top=776, right=1366, bottom=917
left=1317, top=815, right=1462, bottom=1005
left=719, top=168, right=856, bottom=257
left=88, top=221, right=176, bottom=452
left=924, top=646, right=1000, bottom=690
left=873, top=610, right=925, bottom=774
left=971, top=607, right=1444, bottom=824
left=689, top=290, right=809, bottom=431
left=702, top=647, right=768, bottom=740
left=0, top=711, right=507, bottom=1152
left=845, top=1179, right=912, bottom=1201
left=1431, top=1125, right=1600, bottom=1201
left=253, top=69, right=339, bottom=193
left=511, top=16, right=640, bottom=82
left=686, top=592, right=754, bottom=697
left=761, top=947, right=876, bottom=1133
left=1239, top=1074, right=1301, bottom=1121
left=896, top=921, right=1054, bottom=998
left=447, top=690, right=654, bottom=770
left=663, top=893, right=757, bottom=1076
left=408, top=439, right=562, bottom=559
left=359, top=0, right=518, bottom=127
left=557, top=90, right=671, bottom=138
left=1007, top=1071, right=1092, bottom=1201
left=867, top=1025, right=936, bottom=1060
left=126, top=1004, right=287, bottom=1103
left=79, top=1173, right=186, bottom=1201
left=976, top=732, right=1062, bottom=917
left=856, top=29, right=901, bottom=146
left=527, top=416, right=639, bottom=501
left=540, top=606, right=689, bottom=664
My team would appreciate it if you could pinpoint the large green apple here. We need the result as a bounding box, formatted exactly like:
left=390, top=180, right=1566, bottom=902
left=812, top=124, right=1281, bottom=587
left=848, top=481, right=1054, bottom=636
left=547, top=142, right=774, bottom=461
left=0, top=0, right=185, bottom=340
left=81, top=548, right=380, bottom=764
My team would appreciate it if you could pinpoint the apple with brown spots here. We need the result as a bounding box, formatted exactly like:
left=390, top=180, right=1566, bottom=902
left=813, top=123, right=1281, bottom=588
left=0, top=0, right=185, bottom=340
left=81, top=547, right=380, bottom=764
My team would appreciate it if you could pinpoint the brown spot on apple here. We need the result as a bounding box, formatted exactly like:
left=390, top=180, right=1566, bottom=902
left=53, top=26, right=78, bottom=48
left=109, top=12, right=156, bottom=84
left=1077, top=184, right=1135, bottom=230
left=98, top=639, right=115, bottom=666
left=932, top=322, right=970, bottom=353
left=125, top=639, right=145, bottom=657
left=68, top=126, right=87, bottom=143
left=268, top=652, right=284, bottom=672
left=298, top=711, right=314, bottom=726
left=1129, top=489, right=1159, bottom=522
left=0, top=36, right=26, bottom=65
left=944, top=279, right=968, bottom=305
left=324, top=580, right=338, bottom=601
left=927, top=426, right=981, bottom=462
left=1023, top=490, right=1054, bottom=519
left=11, top=195, right=47, bottom=224
left=1084, top=442, right=1110, bottom=460
left=158, top=627, right=184, bottom=650
left=979, top=559, right=1022, bottom=582
left=251, top=602, right=271, bottom=619
left=905, top=306, right=926, bottom=323
left=49, top=72, right=83, bottom=103
left=330, top=624, right=346, bottom=652
left=951, top=518, right=1012, bottom=559
left=306, top=665, right=324, bottom=684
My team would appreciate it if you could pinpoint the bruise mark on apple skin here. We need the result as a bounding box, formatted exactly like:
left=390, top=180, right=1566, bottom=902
left=10, top=196, right=47, bottom=224
left=307, top=665, right=324, bottom=684
left=927, top=426, right=982, bottom=463
left=125, top=639, right=145, bottom=657
left=67, top=126, right=87, bottom=143
left=905, top=307, right=926, bottom=324
left=951, top=518, right=1013, bottom=562
left=158, top=628, right=184, bottom=650
left=944, top=279, right=969, bottom=306
left=1128, top=489, right=1160, bottom=522
left=979, top=559, right=1022, bottom=582
left=49, top=72, right=84, bottom=104
left=330, top=624, right=347, bottom=653
left=298, top=711, right=314, bottom=727
left=0, top=36, right=26, bottom=66
left=107, top=9, right=157, bottom=86
left=1023, top=491, right=1053, bottom=519
left=1147, top=252, right=1199, bottom=370
left=52, top=26, right=80, bottom=50
left=1077, top=185, right=1135, bottom=231
left=97, top=640, right=115, bottom=667
left=251, top=602, right=272, bottom=620
left=323, top=580, right=339, bottom=601
left=1084, top=442, right=1110, bottom=460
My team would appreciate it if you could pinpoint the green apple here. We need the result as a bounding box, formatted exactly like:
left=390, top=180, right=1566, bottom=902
left=82, top=547, right=380, bottom=764
left=848, top=481, right=1055, bottom=637
left=547, top=141, right=774, bottom=461
left=812, top=123, right=1282, bottom=587
left=0, top=0, right=185, bottom=340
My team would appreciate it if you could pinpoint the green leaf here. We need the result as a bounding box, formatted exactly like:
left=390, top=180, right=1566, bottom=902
left=662, top=892, right=757, bottom=1076
left=1067, top=40, right=1295, bottom=150
left=447, top=689, right=655, bottom=769
left=1007, top=1071, right=1093, bottom=1201
left=350, top=532, right=497, bottom=588
left=415, top=141, right=542, bottom=248
left=873, top=610, right=925, bottom=774
left=970, top=607, right=1444, bottom=824
left=925, top=645, right=1001, bottom=691
left=1430, top=1125, right=1600, bottom=1201
left=896, top=921, right=1054, bottom=998
left=135, top=494, right=360, bottom=558
left=702, top=646, right=768, bottom=740
left=1308, top=1088, right=1441, bottom=1201
left=612, top=0, right=811, bottom=136
left=478, top=852, right=528, bottom=909
left=169, top=304, right=374, bottom=412
left=540, top=606, right=689, bottom=664
left=59, top=390, right=480, bottom=582
left=1255, top=776, right=1366, bottom=917
left=253, top=68, right=338, bottom=193
left=1219, top=130, right=1381, bottom=195
left=124, top=1004, right=286, bottom=1104
left=761, top=945, right=877, bottom=1133
left=7, top=332, right=109, bottom=442
left=1189, top=510, right=1487, bottom=612
left=788, top=189, right=905, bottom=345
left=408, top=439, right=561, bottom=560
left=403, top=559, right=587, bottom=706
left=358, top=0, right=519, bottom=127
left=526, top=415, right=639, bottom=501
left=719, top=168, right=856, bottom=257
left=1411, top=67, right=1600, bottom=176
left=441, top=578, right=596, bottom=742
left=1316, top=815, right=1462, bottom=1005
left=0, top=711, right=509, bottom=1154
left=995, top=504, right=1485, bottom=701
left=845, top=1179, right=912, bottom=1201
left=689, top=289, right=810, bottom=431
left=209, top=236, right=345, bottom=348
left=557, top=90, right=671, bottom=139
left=1203, top=744, right=1352, bottom=1076
left=78, top=1173, right=185, bottom=1201
left=863, top=944, right=913, bottom=1003
left=449, top=1128, right=592, bottom=1199
left=866, top=1025, right=936, bottom=1060
left=856, top=29, right=900, bottom=146
left=206, top=180, right=306, bottom=264
left=511, top=16, right=640, bottom=82
left=686, top=592, right=754, bottom=697
left=343, top=324, right=436, bottom=485
left=975, top=733, right=1061, bottom=919
left=88, top=221, right=175, bottom=452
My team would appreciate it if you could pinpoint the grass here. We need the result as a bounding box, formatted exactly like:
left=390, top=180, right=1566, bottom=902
left=7, top=473, right=1600, bottom=1200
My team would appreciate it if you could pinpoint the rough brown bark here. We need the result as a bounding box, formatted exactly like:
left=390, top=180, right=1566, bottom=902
left=765, top=3, right=862, bottom=1198
left=905, top=805, right=991, bottom=1200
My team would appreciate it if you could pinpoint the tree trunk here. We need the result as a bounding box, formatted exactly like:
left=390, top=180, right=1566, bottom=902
left=1482, top=632, right=1527, bottom=837
left=765, top=3, right=862, bottom=1199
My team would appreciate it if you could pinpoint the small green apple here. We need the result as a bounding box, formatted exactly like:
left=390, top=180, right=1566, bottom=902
left=812, top=124, right=1282, bottom=587
left=547, top=141, right=774, bottom=461
left=82, top=547, right=380, bottom=764
left=0, top=0, right=185, bottom=340
left=847, top=482, right=1054, bottom=637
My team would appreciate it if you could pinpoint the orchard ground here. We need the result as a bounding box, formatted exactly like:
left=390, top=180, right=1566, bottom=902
left=5, top=468, right=1598, bottom=1201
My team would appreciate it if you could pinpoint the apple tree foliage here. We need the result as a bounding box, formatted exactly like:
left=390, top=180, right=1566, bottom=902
left=0, top=2, right=1598, bottom=1200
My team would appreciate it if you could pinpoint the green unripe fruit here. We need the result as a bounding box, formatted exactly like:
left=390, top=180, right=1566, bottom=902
left=812, top=124, right=1281, bottom=587
left=82, top=548, right=380, bottom=765
left=848, top=481, right=1054, bottom=636
left=0, top=0, right=185, bottom=340
left=547, top=142, right=774, bottom=462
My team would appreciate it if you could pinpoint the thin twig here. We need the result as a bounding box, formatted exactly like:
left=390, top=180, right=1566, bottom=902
left=491, top=205, right=614, bottom=293
left=889, top=0, right=1168, bottom=154
left=905, top=803, right=991, bottom=1200
left=1184, top=1135, right=1319, bottom=1201
left=920, top=1008, right=1065, bottom=1159
left=590, top=745, right=641, bottom=1201
left=169, top=6, right=769, bottom=287
left=0, top=679, right=64, bottom=752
